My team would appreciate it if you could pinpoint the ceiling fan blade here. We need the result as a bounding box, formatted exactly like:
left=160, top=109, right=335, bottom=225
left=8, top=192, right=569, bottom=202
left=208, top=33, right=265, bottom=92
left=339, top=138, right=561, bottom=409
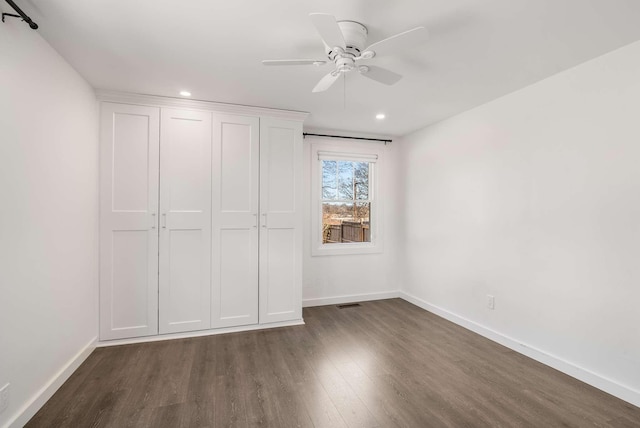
left=309, top=13, right=346, bottom=49
left=363, top=27, right=429, bottom=57
left=360, top=66, right=402, bottom=85
left=312, top=72, right=340, bottom=93
left=262, top=59, right=327, bottom=66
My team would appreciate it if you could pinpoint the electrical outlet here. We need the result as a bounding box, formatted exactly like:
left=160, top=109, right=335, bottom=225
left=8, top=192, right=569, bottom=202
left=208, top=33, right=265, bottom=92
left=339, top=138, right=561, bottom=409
left=0, top=383, right=9, bottom=414
left=486, top=295, right=495, bottom=310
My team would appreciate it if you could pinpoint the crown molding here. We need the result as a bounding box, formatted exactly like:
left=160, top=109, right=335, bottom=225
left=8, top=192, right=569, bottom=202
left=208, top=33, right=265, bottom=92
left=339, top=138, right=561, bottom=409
left=95, top=89, right=309, bottom=122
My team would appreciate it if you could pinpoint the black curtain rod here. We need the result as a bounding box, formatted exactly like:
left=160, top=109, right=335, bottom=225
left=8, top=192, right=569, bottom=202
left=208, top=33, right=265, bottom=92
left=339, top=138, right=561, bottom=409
left=303, top=133, right=392, bottom=143
left=2, top=0, right=38, bottom=29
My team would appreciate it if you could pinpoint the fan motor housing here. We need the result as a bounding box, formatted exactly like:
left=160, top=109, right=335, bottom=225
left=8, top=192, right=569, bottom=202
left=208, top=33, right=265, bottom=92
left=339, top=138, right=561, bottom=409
left=326, top=20, right=368, bottom=60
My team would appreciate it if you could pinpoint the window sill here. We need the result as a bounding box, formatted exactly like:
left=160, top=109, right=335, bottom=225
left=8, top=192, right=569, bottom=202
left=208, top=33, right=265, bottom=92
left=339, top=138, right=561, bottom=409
left=311, top=242, right=383, bottom=256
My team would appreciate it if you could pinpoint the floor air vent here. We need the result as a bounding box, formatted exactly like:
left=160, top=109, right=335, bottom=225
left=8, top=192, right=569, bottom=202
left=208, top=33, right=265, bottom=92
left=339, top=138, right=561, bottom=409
left=337, top=303, right=361, bottom=309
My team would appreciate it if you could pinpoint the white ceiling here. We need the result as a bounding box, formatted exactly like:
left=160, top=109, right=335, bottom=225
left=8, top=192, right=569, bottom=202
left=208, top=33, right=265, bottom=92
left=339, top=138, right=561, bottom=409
left=23, top=0, right=640, bottom=136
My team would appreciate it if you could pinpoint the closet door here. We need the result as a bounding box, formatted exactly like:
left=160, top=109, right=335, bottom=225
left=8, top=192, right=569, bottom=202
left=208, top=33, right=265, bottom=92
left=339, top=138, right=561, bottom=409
left=259, top=118, right=303, bottom=324
left=99, top=103, right=159, bottom=340
left=159, top=109, right=212, bottom=334
left=211, top=114, right=259, bottom=328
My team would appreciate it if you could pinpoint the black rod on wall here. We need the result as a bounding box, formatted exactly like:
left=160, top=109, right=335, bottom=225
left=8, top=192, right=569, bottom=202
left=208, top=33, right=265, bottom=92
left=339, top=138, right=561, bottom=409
left=2, top=0, right=38, bottom=29
left=303, top=133, right=392, bottom=144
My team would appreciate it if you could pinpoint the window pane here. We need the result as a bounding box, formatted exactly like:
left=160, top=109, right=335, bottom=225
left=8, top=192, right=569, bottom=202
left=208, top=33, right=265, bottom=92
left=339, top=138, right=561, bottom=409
left=322, top=202, right=371, bottom=244
left=353, top=162, right=369, bottom=200
left=337, top=161, right=353, bottom=200
left=321, top=160, right=337, bottom=199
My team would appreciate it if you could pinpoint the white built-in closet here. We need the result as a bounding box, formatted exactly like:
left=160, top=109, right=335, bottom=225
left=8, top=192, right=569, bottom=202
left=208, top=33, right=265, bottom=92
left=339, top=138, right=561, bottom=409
left=98, top=93, right=305, bottom=341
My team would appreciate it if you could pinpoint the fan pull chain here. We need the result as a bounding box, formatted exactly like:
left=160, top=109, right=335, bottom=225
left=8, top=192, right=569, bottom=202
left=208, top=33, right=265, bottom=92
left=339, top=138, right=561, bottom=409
left=343, top=73, right=346, bottom=109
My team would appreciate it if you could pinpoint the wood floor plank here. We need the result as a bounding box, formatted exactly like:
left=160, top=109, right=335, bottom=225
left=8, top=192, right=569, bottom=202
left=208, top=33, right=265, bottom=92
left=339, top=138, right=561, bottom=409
left=26, top=299, right=640, bottom=428
left=184, top=337, right=216, bottom=427
left=255, top=329, right=315, bottom=428
left=350, top=304, right=537, bottom=426
left=277, top=327, right=348, bottom=428
left=213, top=333, right=249, bottom=428
left=233, top=332, right=270, bottom=427
left=319, top=306, right=462, bottom=427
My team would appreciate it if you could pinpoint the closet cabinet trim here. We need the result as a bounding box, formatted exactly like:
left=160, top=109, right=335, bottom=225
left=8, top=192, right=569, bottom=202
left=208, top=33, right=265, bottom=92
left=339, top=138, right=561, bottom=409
left=98, top=95, right=307, bottom=342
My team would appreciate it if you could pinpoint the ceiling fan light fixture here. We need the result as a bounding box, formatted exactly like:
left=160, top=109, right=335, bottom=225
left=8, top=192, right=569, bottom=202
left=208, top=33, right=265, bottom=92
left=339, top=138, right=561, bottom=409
left=335, top=56, right=355, bottom=73
left=262, top=13, right=428, bottom=93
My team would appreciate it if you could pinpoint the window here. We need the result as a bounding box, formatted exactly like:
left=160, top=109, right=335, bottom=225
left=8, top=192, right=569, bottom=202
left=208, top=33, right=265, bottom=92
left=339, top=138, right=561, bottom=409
left=311, top=141, right=383, bottom=256
left=321, top=159, right=371, bottom=244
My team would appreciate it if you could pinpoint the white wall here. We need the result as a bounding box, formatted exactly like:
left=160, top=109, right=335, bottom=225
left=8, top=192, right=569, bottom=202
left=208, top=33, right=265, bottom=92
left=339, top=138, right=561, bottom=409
left=399, top=40, right=640, bottom=405
left=302, top=131, right=400, bottom=306
left=0, top=18, right=99, bottom=427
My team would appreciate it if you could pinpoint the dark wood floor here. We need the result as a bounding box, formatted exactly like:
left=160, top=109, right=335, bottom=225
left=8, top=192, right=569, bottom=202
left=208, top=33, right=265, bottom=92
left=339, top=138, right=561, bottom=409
left=27, top=299, right=639, bottom=427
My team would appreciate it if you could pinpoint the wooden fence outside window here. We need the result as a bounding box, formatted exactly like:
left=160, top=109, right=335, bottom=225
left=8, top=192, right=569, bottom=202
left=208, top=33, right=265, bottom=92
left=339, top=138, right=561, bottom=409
left=323, top=221, right=370, bottom=244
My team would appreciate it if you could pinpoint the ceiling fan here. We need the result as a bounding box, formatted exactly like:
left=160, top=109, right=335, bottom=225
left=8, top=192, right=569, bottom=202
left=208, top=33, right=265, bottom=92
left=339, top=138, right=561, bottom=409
left=262, top=13, right=429, bottom=93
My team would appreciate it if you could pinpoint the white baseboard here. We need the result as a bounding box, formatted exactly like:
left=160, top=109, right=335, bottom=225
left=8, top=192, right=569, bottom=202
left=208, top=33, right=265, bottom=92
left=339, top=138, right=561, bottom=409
left=97, top=319, right=305, bottom=347
left=303, top=290, right=400, bottom=308
left=398, top=291, right=640, bottom=408
left=6, top=336, right=97, bottom=428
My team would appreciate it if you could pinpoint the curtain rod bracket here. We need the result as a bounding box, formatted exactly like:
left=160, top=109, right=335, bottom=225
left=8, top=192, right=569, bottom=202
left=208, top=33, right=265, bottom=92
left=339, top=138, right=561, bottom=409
left=2, top=0, right=38, bottom=29
left=2, top=12, right=19, bottom=21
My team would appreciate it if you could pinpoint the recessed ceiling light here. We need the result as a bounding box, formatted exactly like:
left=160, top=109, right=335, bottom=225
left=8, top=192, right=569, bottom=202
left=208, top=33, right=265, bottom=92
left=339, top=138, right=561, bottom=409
left=376, top=113, right=385, bottom=120
left=179, top=90, right=191, bottom=97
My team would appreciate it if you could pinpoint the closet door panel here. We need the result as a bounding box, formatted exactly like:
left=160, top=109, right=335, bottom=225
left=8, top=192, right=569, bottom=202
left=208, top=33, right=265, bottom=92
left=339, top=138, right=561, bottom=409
left=99, top=103, right=159, bottom=340
left=259, top=119, right=302, bottom=324
left=111, top=231, right=151, bottom=329
left=167, top=230, right=204, bottom=323
left=219, top=229, right=255, bottom=320
left=264, top=228, right=296, bottom=315
left=159, top=109, right=212, bottom=334
left=211, top=114, right=259, bottom=328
